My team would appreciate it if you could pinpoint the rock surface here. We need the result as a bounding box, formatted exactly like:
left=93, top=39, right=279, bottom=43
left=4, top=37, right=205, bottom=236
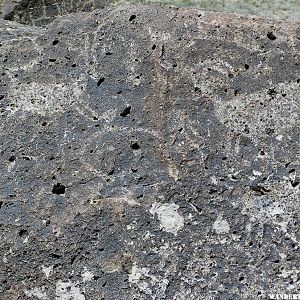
left=0, top=5, right=299, bottom=300
left=115, top=0, right=300, bottom=22
left=2, top=0, right=300, bottom=25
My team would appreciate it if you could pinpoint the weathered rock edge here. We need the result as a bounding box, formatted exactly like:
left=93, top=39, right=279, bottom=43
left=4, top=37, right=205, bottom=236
left=0, top=5, right=299, bottom=300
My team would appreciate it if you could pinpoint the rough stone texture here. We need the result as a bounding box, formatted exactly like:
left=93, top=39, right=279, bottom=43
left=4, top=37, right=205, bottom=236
left=112, top=0, right=300, bottom=21
left=2, top=0, right=300, bottom=25
left=114, top=0, right=300, bottom=22
left=0, top=5, right=300, bottom=300
left=1, top=0, right=109, bottom=26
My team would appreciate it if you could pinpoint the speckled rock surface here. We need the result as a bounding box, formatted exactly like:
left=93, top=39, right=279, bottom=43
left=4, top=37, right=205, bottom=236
left=0, top=5, right=300, bottom=300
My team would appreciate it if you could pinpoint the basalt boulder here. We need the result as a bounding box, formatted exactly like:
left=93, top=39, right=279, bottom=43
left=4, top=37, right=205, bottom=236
left=0, top=5, right=299, bottom=300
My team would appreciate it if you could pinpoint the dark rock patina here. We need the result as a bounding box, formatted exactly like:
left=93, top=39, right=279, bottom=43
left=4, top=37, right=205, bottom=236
left=0, top=5, right=299, bottom=300
left=1, top=0, right=109, bottom=26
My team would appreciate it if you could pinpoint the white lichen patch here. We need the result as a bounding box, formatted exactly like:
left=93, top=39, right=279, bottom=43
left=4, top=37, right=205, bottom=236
left=128, top=263, right=152, bottom=296
left=41, top=265, right=53, bottom=279
left=81, top=268, right=94, bottom=282
left=2, top=255, right=8, bottom=263
left=129, top=263, right=169, bottom=299
left=213, top=215, right=230, bottom=234
left=253, top=170, right=262, bottom=176
left=56, top=280, right=85, bottom=300
left=267, top=203, right=284, bottom=216
left=167, top=163, right=179, bottom=181
left=7, top=80, right=85, bottom=116
left=129, top=263, right=150, bottom=284
left=24, top=287, right=48, bottom=299
left=150, top=202, right=184, bottom=235
left=211, top=175, right=219, bottom=185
